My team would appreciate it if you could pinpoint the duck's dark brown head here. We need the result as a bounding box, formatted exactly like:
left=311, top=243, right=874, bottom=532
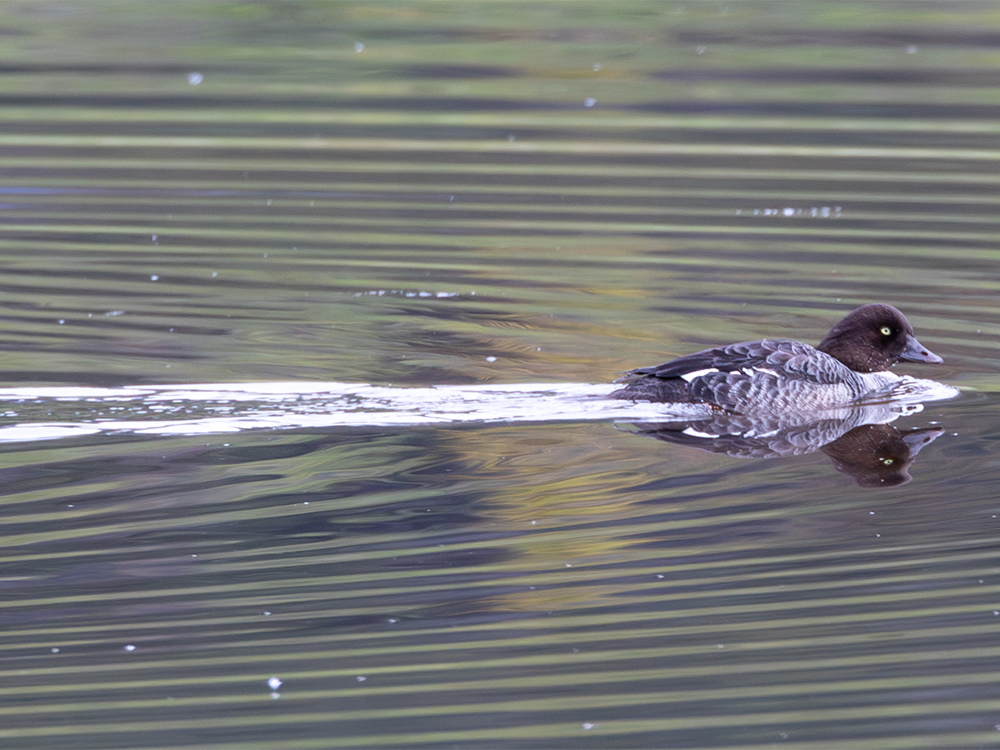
left=817, top=303, right=942, bottom=373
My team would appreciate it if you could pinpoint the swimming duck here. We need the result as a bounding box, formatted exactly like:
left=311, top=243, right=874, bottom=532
left=611, top=304, right=943, bottom=412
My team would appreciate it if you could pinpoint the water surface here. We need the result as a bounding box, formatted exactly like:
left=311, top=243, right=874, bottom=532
left=1, top=3, right=999, bottom=749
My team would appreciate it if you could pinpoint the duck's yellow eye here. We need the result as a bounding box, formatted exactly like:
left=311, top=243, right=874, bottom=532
left=880, top=326, right=892, bottom=336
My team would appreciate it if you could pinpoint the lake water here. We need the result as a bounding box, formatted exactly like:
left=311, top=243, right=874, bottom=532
left=2, top=3, right=999, bottom=749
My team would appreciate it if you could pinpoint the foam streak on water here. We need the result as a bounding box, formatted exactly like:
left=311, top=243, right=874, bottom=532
left=0, top=382, right=702, bottom=442
left=0, top=378, right=958, bottom=443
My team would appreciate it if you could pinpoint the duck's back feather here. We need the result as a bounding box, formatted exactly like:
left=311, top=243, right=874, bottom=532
left=614, top=339, right=869, bottom=411
left=629, top=339, right=845, bottom=384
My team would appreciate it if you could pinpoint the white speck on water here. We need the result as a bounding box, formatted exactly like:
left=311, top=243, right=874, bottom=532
left=124, top=644, right=136, bottom=652
left=57, top=319, right=65, bottom=324
left=656, top=574, right=664, bottom=579
left=565, top=563, right=572, bottom=568
left=869, top=511, right=875, bottom=515
left=150, top=275, right=159, bottom=281
left=486, top=356, right=497, bottom=362
left=151, top=234, right=157, bottom=242
left=268, top=676, right=283, bottom=690
left=211, top=271, right=218, bottom=277
left=106, top=310, right=125, bottom=316
left=745, top=205, right=841, bottom=219
left=356, top=675, right=367, bottom=682
left=51, top=647, right=60, bottom=654
left=584, top=97, right=596, bottom=107
left=354, top=41, right=365, bottom=53
left=187, top=72, right=203, bottom=85
left=387, top=618, right=397, bottom=624
left=582, top=723, right=596, bottom=730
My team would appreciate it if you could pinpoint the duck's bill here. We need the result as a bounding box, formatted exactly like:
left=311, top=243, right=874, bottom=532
left=901, top=335, right=944, bottom=364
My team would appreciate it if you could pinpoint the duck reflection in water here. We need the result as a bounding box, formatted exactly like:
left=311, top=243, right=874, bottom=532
left=623, top=406, right=944, bottom=487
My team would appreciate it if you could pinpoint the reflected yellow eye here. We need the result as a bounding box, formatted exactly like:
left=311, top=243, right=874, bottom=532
left=880, top=326, right=892, bottom=336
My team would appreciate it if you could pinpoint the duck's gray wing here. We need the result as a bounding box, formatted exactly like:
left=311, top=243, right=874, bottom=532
left=627, top=339, right=847, bottom=386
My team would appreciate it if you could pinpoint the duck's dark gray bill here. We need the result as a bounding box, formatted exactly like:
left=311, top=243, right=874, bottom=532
left=901, top=335, right=943, bottom=364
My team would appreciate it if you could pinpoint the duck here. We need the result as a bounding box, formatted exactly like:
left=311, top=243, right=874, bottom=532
left=610, top=304, right=943, bottom=412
